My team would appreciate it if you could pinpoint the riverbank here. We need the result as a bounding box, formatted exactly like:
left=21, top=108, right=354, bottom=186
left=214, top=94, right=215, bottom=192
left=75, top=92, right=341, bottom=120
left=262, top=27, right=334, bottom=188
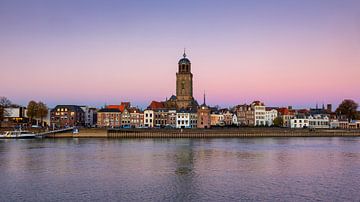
left=45, top=128, right=360, bottom=138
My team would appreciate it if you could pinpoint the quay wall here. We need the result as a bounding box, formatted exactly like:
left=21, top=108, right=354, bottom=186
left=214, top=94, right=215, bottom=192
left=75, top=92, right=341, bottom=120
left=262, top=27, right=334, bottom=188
left=46, top=128, right=360, bottom=138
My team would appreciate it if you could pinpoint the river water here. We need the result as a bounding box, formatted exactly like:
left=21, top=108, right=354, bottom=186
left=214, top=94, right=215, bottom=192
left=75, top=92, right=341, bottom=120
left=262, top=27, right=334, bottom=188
left=0, top=137, right=359, bottom=201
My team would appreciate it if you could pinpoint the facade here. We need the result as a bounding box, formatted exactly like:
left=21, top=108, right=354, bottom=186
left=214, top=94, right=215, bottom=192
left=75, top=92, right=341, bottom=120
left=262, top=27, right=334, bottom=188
left=154, top=109, right=168, bottom=128
left=308, top=115, right=330, bottom=129
left=278, top=107, right=295, bottom=127
left=348, top=120, right=360, bottom=129
left=190, top=111, right=198, bottom=128
left=167, top=110, right=177, bottom=128
left=50, top=105, right=85, bottom=128
left=121, top=108, right=131, bottom=128
left=235, top=104, right=255, bottom=126
left=221, top=110, right=233, bottom=126
left=129, top=108, right=143, bottom=128
left=81, top=106, right=97, bottom=127
left=210, top=113, right=224, bottom=126
left=97, top=108, right=121, bottom=128
left=144, top=110, right=154, bottom=128
left=252, top=101, right=266, bottom=126
left=265, top=108, right=278, bottom=126
left=2, top=106, right=29, bottom=127
left=197, top=104, right=211, bottom=129
left=176, top=110, right=191, bottom=128
left=232, top=114, right=239, bottom=126
left=290, top=117, right=309, bottom=128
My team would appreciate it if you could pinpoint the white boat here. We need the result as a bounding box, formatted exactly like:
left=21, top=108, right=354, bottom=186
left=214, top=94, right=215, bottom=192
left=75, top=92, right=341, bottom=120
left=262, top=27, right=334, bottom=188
left=0, top=131, right=36, bottom=139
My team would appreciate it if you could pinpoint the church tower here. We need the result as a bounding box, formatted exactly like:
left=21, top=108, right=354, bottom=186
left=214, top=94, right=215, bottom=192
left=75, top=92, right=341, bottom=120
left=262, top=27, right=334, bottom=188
left=176, top=50, right=195, bottom=109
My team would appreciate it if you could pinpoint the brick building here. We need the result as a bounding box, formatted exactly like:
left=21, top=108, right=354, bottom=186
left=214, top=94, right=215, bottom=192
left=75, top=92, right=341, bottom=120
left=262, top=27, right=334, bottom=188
left=50, top=105, right=85, bottom=128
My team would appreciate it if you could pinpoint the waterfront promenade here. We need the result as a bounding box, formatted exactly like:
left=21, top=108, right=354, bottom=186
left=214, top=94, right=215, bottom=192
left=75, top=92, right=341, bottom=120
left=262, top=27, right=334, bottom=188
left=48, top=128, right=360, bottom=138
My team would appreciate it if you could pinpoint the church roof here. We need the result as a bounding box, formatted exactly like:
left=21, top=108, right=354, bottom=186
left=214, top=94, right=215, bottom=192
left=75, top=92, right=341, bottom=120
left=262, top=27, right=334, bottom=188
left=178, top=57, right=190, bottom=64
left=147, top=101, right=165, bottom=110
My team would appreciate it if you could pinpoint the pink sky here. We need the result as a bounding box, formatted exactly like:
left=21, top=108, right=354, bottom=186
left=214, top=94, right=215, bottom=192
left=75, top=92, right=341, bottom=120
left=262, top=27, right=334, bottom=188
left=0, top=0, right=359, bottom=108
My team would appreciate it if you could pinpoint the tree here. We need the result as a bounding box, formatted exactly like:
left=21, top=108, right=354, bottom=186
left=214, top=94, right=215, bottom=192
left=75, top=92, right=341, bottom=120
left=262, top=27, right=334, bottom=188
left=0, top=96, right=12, bottom=122
left=36, top=102, right=48, bottom=126
left=27, top=100, right=38, bottom=124
left=273, top=117, right=283, bottom=127
left=336, top=99, right=359, bottom=121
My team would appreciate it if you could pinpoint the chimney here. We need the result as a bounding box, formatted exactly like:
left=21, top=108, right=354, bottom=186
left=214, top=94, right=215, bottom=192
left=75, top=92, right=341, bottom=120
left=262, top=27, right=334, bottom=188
left=327, top=104, right=332, bottom=112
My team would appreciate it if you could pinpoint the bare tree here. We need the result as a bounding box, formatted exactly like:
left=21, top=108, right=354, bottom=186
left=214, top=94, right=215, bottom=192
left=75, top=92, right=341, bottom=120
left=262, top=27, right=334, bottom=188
left=27, top=100, right=38, bottom=124
left=0, top=96, right=12, bottom=122
left=36, top=102, right=48, bottom=127
left=336, top=99, right=359, bottom=121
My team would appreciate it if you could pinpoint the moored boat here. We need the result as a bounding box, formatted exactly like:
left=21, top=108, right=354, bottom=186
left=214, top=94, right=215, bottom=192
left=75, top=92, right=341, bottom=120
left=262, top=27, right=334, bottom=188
left=0, top=131, right=36, bottom=139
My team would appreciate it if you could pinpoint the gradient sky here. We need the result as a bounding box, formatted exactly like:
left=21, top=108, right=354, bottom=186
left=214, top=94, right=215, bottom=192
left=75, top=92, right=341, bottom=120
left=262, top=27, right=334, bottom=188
left=0, top=0, right=359, bottom=109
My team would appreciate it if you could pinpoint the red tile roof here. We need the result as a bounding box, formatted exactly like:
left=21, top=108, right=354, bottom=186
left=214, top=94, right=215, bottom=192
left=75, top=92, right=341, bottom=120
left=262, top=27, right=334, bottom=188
left=106, top=102, right=131, bottom=113
left=147, top=101, right=165, bottom=110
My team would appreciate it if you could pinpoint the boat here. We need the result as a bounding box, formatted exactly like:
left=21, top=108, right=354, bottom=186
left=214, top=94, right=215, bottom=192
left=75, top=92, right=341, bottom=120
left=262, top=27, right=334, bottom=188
left=0, top=131, right=36, bottom=139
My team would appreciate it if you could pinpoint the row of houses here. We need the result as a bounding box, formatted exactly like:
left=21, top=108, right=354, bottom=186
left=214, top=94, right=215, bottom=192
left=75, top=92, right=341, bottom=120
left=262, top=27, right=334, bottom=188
left=95, top=101, right=281, bottom=129
left=2, top=101, right=360, bottom=130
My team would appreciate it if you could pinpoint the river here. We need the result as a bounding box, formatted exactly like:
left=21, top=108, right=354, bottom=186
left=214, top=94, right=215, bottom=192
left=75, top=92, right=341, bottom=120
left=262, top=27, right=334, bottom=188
left=0, top=137, right=359, bottom=201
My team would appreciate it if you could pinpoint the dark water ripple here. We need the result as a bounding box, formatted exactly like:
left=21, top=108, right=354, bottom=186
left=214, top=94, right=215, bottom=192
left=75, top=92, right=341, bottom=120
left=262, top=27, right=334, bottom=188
left=0, top=137, right=359, bottom=201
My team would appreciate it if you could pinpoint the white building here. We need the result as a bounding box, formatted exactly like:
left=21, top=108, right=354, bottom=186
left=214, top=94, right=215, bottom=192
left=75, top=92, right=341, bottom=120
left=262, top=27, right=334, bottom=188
left=176, top=110, right=191, bottom=128
left=144, top=109, right=154, bottom=128
left=290, top=117, right=309, bottom=128
left=265, top=108, right=278, bottom=126
left=330, top=119, right=340, bottom=129
left=308, top=115, right=330, bottom=129
left=232, top=114, right=238, bottom=126
left=252, top=101, right=266, bottom=126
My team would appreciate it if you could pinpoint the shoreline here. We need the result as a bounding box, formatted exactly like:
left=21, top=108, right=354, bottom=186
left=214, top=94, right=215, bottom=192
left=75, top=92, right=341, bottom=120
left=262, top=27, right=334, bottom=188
left=44, top=128, right=360, bottom=138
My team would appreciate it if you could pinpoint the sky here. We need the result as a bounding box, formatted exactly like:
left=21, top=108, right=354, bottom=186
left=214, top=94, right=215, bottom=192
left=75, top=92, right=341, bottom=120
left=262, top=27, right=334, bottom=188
left=0, top=0, right=359, bottom=109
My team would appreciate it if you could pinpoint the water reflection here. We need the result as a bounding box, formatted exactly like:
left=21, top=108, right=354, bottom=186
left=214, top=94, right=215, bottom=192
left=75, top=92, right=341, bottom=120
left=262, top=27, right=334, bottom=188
left=0, top=137, right=359, bottom=201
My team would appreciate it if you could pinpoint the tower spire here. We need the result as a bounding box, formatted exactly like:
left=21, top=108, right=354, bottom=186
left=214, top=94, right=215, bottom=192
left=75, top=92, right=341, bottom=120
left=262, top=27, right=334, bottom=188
left=183, top=48, right=186, bottom=58
left=203, top=91, right=206, bottom=105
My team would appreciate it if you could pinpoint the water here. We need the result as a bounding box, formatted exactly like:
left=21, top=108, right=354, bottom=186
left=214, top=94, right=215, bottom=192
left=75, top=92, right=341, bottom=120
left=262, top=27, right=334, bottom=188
left=0, top=137, right=359, bottom=201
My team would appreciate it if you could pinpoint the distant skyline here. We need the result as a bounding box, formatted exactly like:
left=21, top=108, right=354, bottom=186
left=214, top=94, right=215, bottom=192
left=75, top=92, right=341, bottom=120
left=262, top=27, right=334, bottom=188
left=1, top=0, right=359, bottom=109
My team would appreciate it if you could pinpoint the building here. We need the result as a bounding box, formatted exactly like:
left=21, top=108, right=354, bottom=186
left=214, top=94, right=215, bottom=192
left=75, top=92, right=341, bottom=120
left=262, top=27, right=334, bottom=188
left=144, top=110, right=154, bottom=128
left=290, top=116, right=309, bottom=128
left=97, top=108, right=121, bottom=128
left=81, top=106, right=97, bottom=127
left=175, top=51, right=198, bottom=110
left=2, top=106, right=28, bottom=127
left=278, top=107, right=295, bottom=127
left=348, top=120, right=360, bottom=129
left=190, top=110, right=198, bottom=128
left=121, top=108, right=131, bottom=128
left=252, top=101, right=266, bottom=126
left=167, top=110, right=177, bottom=128
left=232, top=114, right=239, bottom=126
left=197, top=95, right=211, bottom=129
left=129, top=107, right=143, bottom=128
left=210, top=113, right=224, bottom=126
left=265, top=107, right=278, bottom=126
left=235, top=104, right=255, bottom=126
left=176, top=109, right=191, bottom=128
left=308, top=115, right=330, bottom=129
left=220, top=109, right=233, bottom=126
left=50, top=105, right=85, bottom=128
left=154, top=109, right=168, bottom=128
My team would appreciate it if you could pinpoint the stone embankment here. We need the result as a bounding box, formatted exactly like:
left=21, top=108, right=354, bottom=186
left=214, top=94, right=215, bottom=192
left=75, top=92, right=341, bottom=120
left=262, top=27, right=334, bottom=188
left=47, top=128, right=360, bottom=138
